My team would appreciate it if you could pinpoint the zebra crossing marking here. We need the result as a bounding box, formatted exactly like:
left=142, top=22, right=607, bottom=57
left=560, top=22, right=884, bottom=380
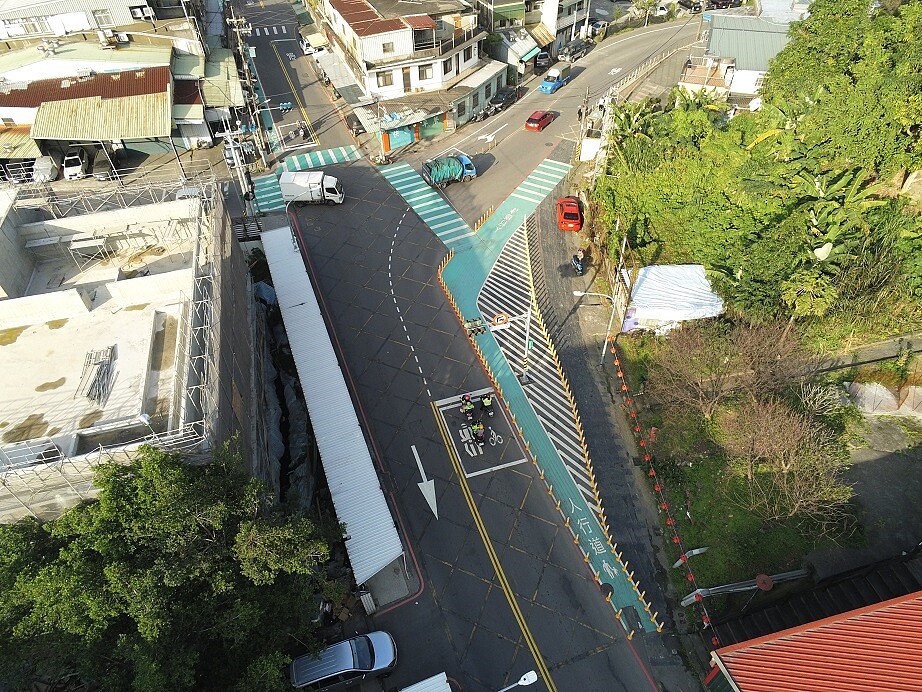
left=378, top=163, right=475, bottom=245
left=282, top=145, right=361, bottom=171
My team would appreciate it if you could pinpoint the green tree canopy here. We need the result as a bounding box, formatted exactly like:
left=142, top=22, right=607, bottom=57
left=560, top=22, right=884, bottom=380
left=0, top=444, right=336, bottom=692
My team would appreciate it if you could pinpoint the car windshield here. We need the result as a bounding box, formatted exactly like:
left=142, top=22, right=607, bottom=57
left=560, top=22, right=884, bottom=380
left=563, top=212, right=580, bottom=220
left=351, top=635, right=373, bottom=670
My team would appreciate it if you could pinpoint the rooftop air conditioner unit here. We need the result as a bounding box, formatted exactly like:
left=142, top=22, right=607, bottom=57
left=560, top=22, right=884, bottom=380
left=130, top=7, right=145, bottom=18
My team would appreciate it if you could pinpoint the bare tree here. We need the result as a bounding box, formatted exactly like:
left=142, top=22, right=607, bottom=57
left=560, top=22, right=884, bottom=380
left=719, top=398, right=825, bottom=478
left=729, top=450, right=853, bottom=532
left=646, top=321, right=741, bottom=420
left=733, top=321, right=817, bottom=397
left=720, top=398, right=852, bottom=528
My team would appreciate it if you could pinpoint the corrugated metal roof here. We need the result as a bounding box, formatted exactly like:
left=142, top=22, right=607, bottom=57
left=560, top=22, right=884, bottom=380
left=0, top=42, right=172, bottom=81
left=452, top=59, right=508, bottom=89
left=173, top=54, right=207, bottom=79
left=0, top=126, right=41, bottom=157
left=173, top=103, right=205, bottom=121
left=0, top=65, right=170, bottom=108
left=707, top=15, right=791, bottom=72
left=399, top=673, right=452, bottom=692
left=202, top=49, right=245, bottom=107
left=261, top=227, right=403, bottom=587
left=404, top=14, right=436, bottom=29
left=173, top=79, right=203, bottom=105
left=32, top=91, right=172, bottom=139
left=525, top=22, right=556, bottom=48
left=758, top=0, right=808, bottom=23
left=715, top=591, right=922, bottom=691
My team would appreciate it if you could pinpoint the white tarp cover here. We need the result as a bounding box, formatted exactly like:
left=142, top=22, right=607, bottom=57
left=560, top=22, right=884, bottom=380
left=399, top=673, right=451, bottom=692
left=262, top=227, right=403, bottom=586
left=622, top=264, right=723, bottom=333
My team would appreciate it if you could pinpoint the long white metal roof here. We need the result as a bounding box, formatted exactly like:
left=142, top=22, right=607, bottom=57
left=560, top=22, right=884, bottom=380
left=399, top=673, right=451, bottom=692
left=262, top=227, right=403, bottom=586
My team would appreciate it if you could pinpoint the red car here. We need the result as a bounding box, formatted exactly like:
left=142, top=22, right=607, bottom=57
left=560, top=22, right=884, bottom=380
left=556, top=196, right=583, bottom=231
left=525, top=110, right=554, bottom=131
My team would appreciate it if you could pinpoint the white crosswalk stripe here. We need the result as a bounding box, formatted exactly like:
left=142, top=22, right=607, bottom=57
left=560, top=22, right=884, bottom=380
left=476, top=217, right=600, bottom=513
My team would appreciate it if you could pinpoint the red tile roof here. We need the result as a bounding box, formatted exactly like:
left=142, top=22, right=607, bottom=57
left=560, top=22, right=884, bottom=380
left=329, top=0, right=407, bottom=36
left=714, top=591, right=922, bottom=691
left=0, top=66, right=170, bottom=108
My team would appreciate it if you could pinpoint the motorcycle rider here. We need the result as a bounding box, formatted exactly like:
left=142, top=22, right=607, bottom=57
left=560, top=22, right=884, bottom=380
left=470, top=420, right=485, bottom=446
left=481, top=393, right=494, bottom=417
left=461, top=394, right=475, bottom=420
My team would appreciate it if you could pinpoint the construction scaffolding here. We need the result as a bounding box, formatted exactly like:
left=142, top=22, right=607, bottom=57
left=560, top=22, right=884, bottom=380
left=0, top=173, right=225, bottom=523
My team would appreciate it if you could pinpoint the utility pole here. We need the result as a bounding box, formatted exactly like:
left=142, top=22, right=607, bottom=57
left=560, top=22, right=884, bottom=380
left=227, top=11, right=269, bottom=168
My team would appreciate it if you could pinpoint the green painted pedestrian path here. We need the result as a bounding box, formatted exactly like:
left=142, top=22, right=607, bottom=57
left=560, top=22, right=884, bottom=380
left=378, top=163, right=475, bottom=246
left=283, top=145, right=361, bottom=171
left=251, top=146, right=363, bottom=213
left=440, top=157, right=658, bottom=632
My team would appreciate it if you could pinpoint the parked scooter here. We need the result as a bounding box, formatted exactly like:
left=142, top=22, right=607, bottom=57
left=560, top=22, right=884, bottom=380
left=571, top=250, right=585, bottom=276
left=471, top=108, right=488, bottom=123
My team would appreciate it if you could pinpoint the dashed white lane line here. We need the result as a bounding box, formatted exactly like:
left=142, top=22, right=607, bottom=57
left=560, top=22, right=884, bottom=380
left=388, top=208, right=432, bottom=399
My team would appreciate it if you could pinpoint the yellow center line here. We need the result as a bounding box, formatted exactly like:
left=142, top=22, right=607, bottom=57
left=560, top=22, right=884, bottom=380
left=430, top=402, right=558, bottom=692
left=271, top=43, right=319, bottom=144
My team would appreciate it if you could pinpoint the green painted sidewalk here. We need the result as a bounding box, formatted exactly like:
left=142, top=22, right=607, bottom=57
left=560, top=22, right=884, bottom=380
left=441, top=158, right=659, bottom=632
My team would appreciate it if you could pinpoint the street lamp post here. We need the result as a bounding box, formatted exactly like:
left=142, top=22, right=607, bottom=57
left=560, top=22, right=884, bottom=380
left=496, top=670, right=538, bottom=692
left=573, top=290, right=620, bottom=367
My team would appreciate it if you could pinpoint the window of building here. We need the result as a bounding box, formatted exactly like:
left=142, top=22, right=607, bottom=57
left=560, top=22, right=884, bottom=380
left=472, top=92, right=479, bottom=108
left=377, top=71, right=394, bottom=87
left=1, top=118, right=14, bottom=128
left=18, top=17, right=50, bottom=34
left=92, top=9, right=114, bottom=27
left=443, top=58, right=452, bottom=75
left=463, top=46, right=473, bottom=61
left=382, top=42, right=394, bottom=54
left=496, top=75, right=503, bottom=92
left=576, top=0, right=584, bottom=9
left=484, top=83, right=492, bottom=98
left=419, top=63, right=433, bottom=80
left=457, top=101, right=466, bottom=117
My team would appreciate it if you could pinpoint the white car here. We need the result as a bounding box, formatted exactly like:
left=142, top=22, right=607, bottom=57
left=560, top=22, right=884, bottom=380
left=62, top=148, right=89, bottom=180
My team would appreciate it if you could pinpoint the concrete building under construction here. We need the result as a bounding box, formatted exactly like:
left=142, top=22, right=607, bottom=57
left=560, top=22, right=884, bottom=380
left=0, top=175, right=268, bottom=522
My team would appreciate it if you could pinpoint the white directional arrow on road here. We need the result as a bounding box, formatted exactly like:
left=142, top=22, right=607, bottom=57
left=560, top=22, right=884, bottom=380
left=477, top=123, right=508, bottom=144
left=412, top=445, right=439, bottom=519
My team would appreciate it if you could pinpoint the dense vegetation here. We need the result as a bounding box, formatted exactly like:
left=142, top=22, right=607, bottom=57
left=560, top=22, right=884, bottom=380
left=0, top=445, right=338, bottom=692
left=594, top=0, right=922, bottom=349
left=591, top=0, right=922, bottom=593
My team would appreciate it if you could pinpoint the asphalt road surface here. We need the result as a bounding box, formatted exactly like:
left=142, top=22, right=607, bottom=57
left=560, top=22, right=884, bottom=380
left=241, top=4, right=703, bottom=688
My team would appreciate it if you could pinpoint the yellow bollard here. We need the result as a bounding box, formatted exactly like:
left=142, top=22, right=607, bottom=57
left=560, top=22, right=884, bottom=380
left=614, top=609, right=623, bottom=620
left=626, top=630, right=635, bottom=641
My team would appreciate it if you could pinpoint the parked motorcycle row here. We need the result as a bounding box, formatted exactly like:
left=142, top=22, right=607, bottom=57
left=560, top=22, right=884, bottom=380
left=470, top=102, right=504, bottom=122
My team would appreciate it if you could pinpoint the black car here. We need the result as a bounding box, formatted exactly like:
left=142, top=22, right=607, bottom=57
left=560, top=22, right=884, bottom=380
left=708, top=0, right=730, bottom=8
left=489, top=87, right=519, bottom=110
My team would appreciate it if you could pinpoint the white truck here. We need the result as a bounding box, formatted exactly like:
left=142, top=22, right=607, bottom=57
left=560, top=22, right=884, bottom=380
left=278, top=170, right=345, bottom=205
